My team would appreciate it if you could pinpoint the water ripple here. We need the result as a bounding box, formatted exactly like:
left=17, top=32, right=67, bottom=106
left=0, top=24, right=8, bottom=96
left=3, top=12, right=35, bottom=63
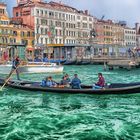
left=0, top=65, right=140, bottom=139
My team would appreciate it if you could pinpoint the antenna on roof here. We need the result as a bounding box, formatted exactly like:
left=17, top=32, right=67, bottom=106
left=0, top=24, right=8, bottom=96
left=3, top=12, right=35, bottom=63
left=101, top=15, right=105, bottom=20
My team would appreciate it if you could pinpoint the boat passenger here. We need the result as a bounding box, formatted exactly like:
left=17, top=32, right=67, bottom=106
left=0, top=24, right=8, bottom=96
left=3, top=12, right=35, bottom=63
left=46, top=76, right=57, bottom=87
left=41, top=78, right=47, bottom=87
left=65, top=74, right=71, bottom=83
left=43, top=57, right=48, bottom=62
left=93, top=73, right=105, bottom=89
left=60, top=76, right=70, bottom=87
left=71, top=74, right=81, bottom=89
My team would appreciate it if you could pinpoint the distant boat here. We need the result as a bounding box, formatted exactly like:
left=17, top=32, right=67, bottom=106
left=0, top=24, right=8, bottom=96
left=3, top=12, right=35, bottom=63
left=0, top=62, right=63, bottom=74
left=39, top=58, right=66, bottom=64
left=63, top=60, right=76, bottom=65
left=76, top=61, right=91, bottom=65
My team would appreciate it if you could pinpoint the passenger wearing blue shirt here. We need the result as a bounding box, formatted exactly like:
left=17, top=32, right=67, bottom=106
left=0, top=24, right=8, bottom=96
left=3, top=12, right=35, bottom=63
left=46, top=76, right=57, bottom=87
left=71, top=74, right=81, bottom=89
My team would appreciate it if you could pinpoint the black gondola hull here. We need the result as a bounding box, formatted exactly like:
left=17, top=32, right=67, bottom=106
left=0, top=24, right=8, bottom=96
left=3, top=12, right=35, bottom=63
left=0, top=78, right=140, bottom=94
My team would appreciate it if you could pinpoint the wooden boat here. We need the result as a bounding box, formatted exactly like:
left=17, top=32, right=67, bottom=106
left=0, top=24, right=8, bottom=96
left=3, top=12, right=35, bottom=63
left=0, top=78, right=140, bottom=94
left=0, top=62, right=63, bottom=74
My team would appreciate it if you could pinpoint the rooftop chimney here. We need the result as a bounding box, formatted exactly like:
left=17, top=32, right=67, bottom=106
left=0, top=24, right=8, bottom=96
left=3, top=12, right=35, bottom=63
left=85, top=10, right=88, bottom=15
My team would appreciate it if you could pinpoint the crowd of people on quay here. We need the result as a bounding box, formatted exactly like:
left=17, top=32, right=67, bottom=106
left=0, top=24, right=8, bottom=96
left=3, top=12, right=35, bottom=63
left=41, top=73, right=105, bottom=89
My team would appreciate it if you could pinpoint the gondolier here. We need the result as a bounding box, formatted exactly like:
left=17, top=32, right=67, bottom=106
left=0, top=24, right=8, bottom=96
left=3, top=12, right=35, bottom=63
left=8, top=56, right=21, bottom=80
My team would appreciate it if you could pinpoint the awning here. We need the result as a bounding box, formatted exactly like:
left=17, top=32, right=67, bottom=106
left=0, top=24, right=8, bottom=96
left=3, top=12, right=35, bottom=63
left=26, top=47, right=34, bottom=51
left=47, top=44, right=64, bottom=47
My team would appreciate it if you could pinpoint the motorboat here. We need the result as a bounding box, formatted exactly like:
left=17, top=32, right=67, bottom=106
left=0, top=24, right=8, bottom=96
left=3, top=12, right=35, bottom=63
left=0, top=62, right=63, bottom=74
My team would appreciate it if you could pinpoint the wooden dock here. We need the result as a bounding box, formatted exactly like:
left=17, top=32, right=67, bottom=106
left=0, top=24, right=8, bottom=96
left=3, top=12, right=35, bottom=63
left=80, top=56, right=140, bottom=70
left=107, top=60, right=139, bottom=70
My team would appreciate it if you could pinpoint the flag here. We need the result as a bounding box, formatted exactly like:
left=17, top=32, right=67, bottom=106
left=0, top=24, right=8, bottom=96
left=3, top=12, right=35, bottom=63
left=47, top=31, right=51, bottom=37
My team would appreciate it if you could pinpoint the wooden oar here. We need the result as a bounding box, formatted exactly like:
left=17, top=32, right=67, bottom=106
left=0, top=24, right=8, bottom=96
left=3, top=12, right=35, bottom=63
left=0, top=66, right=20, bottom=91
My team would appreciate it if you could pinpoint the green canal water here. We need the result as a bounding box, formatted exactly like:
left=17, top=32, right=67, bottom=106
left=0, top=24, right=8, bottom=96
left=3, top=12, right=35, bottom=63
left=0, top=65, right=140, bottom=140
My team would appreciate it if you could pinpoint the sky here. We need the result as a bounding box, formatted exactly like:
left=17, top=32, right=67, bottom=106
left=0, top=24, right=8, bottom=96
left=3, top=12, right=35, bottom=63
left=5, top=0, right=140, bottom=27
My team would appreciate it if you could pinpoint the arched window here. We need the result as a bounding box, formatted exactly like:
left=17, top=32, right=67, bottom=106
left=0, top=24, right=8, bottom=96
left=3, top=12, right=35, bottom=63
left=13, top=31, right=17, bottom=36
left=5, top=38, right=8, bottom=43
left=21, top=31, right=25, bottom=37
left=27, top=31, right=30, bottom=37
left=2, top=37, right=4, bottom=43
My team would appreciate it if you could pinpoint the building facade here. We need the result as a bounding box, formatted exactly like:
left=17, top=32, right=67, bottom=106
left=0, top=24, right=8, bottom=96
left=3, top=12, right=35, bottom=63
left=12, top=0, right=137, bottom=60
left=13, top=0, right=95, bottom=60
left=0, top=2, right=35, bottom=61
left=94, top=20, right=125, bottom=56
left=124, top=27, right=136, bottom=48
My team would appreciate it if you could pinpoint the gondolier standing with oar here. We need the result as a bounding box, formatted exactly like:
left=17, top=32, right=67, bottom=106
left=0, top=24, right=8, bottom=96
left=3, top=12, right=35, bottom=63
left=8, top=56, right=21, bottom=81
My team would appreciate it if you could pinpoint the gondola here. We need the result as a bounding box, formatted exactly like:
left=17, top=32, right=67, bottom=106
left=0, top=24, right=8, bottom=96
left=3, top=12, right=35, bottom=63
left=76, top=61, right=91, bottom=65
left=0, top=78, right=140, bottom=94
left=63, top=60, right=76, bottom=65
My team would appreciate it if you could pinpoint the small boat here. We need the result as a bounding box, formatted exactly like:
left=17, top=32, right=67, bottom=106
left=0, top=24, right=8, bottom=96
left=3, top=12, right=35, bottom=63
left=63, top=60, right=76, bottom=65
left=0, top=62, right=63, bottom=74
left=76, top=61, right=91, bottom=65
left=42, top=59, right=66, bottom=64
left=0, top=78, right=140, bottom=94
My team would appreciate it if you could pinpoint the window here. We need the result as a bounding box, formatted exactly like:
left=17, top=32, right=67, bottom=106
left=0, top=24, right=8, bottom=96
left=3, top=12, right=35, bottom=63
left=27, top=31, right=30, bottom=37
left=16, top=12, right=19, bottom=17
left=41, top=28, right=44, bottom=34
left=45, top=38, right=48, bottom=44
left=36, top=9, right=39, bottom=15
left=41, top=38, right=43, bottom=44
left=77, top=22, right=80, bottom=28
left=0, top=9, right=4, bottom=14
left=83, top=17, right=87, bottom=21
left=21, top=31, right=25, bottom=37
left=89, top=18, right=92, bottom=21
left=21, top=39, right=28, bottom=45
left=32, top=40, right=34, bottom=45
left=83, top=23, right=87, bottom=28
left=45, top=28, right=48, bottom=34
left=77, top=16, right=80, bottom=20
left=32, top=32, right=35, bottom=37
left=89, top=24, right=92, bottom=29
left=13, top=31, right=17, bottom=36
left=59, top=13, right=61, bottom=19
left=41, top=10, right=43, bottom=15
left=45, top=11, right=47, bottom=16
left=49, top=11, right=54, bottom=17
left=55, top=12, right=58, bottom=18
left=13, top=38, right=16, bottom=43
left=36, top=18, right=39, bottom=24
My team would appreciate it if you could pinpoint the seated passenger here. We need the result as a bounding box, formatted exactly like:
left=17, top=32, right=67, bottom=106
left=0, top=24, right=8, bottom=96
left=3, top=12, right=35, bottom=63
left=71, top=74, right=81, bottom=89
left=65, top=74, right=71, bottom=83
left=93, top=73, right=105, bottom=89
left=41, top=79, right=46, bottom=87
left=60, top=76, right=70, bottom=87
left=46, top=76, right=57, bottom=87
